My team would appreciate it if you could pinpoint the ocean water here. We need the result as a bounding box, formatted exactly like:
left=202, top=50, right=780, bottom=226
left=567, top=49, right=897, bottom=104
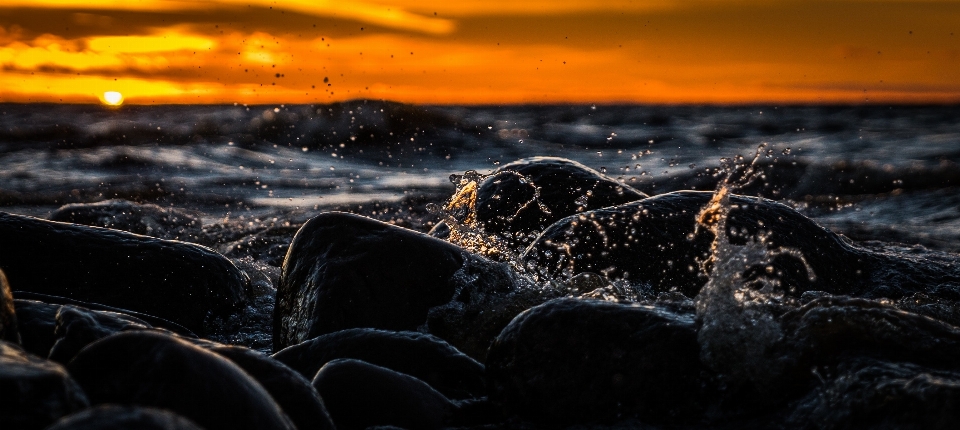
left=2, top=101, right=959, bottom=251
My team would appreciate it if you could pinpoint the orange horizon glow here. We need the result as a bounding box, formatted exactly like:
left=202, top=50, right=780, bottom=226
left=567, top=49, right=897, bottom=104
left=1, top=1, right=959, bottom=105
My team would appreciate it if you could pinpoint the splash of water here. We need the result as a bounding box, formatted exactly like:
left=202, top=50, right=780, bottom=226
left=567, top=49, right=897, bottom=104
left=694, top=144, right=816, bottom=395
left=428, top=170, right=541, bottom=273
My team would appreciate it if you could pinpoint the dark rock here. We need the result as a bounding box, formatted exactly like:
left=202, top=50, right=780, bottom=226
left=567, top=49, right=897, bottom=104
left=0, top=212, right=249, bottom=335
left=67, top=331, right=295, bottom=430
left=0, top=340, right=89, bottom=430
left=49, top=199, right=201, bottom=240
left=485, top=298, right=709, bottom=426
left=46, top=405, right=205, bottom=430
left=13, top=291, right=196, bottom=337
left=1, top=269, right=20, bottom=345
left=312, top=358, right=456, bottom=430
left=272, top=328, right=485, bottom=400
left=202, top=344, right=335, bottom=430
left=523, top=190, right=868, bottom=298
left=274, top=212, right=466, bottom=351
left=783, top=296, right=960, bottom=373
left=787, top=359, right=960, bottom=430
left=13, top=299, right=61, bottom=357
left=473, top=157, right=648, bottom=235
left=274, top=211, right=546, bottom=359
left=48, top=305, right=152, bottom=364
left=422, top=256, right=557, bottom=360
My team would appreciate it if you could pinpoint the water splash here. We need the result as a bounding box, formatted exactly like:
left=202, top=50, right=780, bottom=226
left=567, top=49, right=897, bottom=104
left=429, top=169, right=542, bottom=271
left=694, top=146, right=816, bottom=395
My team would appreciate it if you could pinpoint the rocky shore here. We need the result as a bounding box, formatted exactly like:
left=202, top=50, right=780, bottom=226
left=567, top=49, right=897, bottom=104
left=3, top=157, right=960, bottom=429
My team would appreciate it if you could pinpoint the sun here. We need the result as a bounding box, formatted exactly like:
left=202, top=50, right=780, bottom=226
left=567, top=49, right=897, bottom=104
left=102, top=91, right=124, bottom=106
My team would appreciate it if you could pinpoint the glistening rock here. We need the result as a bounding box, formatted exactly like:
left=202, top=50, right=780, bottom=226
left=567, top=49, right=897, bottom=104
left=0, top=212, right=249, bottom=335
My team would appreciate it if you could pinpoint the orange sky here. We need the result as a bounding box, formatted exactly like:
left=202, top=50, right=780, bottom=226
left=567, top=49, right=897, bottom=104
left=0, top=0, right=958, bottom=104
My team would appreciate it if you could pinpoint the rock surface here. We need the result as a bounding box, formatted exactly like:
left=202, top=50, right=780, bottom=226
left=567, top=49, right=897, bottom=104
left=0, top=212, right=249, bottom=335
left=48, top=305, right=153, bottom=364
left=0, top=340, right=89, bottom=430
left=46, top=405, right=206, bottom=430
left=274, top=212, right=467, bottom=351
left=272, top=328, right=485, bottom=400
left=523, top=190, right=868, bottom=297
left=473, top=157, right=648, bottom=235
left=67, top=331, right=295, bottom=430
left=49, top=199, right=201, bottom=240
left=13, top=299, right=62, bottom=358
left=202, top=344, right=336, bottom=430
left=486, top=298, right=709, bottom=426
left=312, top=358, right=457, bottom=430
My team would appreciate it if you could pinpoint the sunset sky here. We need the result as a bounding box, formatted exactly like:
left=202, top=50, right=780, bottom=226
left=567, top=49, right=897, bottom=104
left=0, top=0, right=958, bottom=104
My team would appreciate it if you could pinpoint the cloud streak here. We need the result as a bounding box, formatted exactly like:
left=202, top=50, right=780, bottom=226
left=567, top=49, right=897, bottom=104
left=0, top=1, right=958, bottom=104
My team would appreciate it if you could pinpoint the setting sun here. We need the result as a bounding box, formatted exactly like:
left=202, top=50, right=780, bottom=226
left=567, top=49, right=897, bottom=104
left=102, top=91, right=123, bottom=106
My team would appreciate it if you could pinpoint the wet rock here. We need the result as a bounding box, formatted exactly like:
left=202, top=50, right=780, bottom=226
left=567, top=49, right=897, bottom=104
left=48, top=305, right=152, bottom=364
left=312, top=358, right=456, bottom=430
left=14, top=292, right=196, bottom=336
left=67, top=331, right=295, bottom=430
left=474, top=157, right=647, bottom=235
left=0, top=340, right=89, bottom=430
left=272, top=328, right=485, bottom=400
left=485, top=298, right=708, bottom=426
left=49, top=199, right=202, bottom=240
left=434, top=157, right=647, bottom=242
left=274, top=212, right=467, bottom=351
left=0, top=212, right=249, bottom=335
left=422, top=256, right=556, bottom=360
left=783, top=296, right=960, bottom=372
left=202, top=344, right=335, bottom=430
left=13, top=299, right=61, bottom=357
left=523, top=190, right=868, bottom=298
left=46, top=405, right=205, bottom=430
left=787, top=359, right=960, bottom=430
left=1, top=269, right=20, bottom=344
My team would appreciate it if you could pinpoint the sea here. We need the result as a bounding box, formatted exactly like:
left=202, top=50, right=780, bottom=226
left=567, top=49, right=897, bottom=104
left=2, top=101, right=959, bottom=251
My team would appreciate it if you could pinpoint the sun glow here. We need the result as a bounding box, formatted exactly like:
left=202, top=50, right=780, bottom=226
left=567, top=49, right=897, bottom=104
left=102, top=91, right=123, bottom=106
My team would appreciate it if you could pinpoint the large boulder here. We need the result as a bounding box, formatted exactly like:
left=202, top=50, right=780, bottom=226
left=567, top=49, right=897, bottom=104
left=523, top=191, right=868, bottom=297
left=272, top=328, right=485, bottom=400
left=473, top=157, right=647, bottom=234
left=274, top=212, right=467, bottom=351
left=67, top=331, right=295, bottom=430
left=0, top=212, right=249, bottom=335
left=312, top=358, right=457, bottom=430
left=486, top=298, right=709, bottom=426
left=0, top=340, right=89, bottom=430
left=46, top=405, right=205, bottom=430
